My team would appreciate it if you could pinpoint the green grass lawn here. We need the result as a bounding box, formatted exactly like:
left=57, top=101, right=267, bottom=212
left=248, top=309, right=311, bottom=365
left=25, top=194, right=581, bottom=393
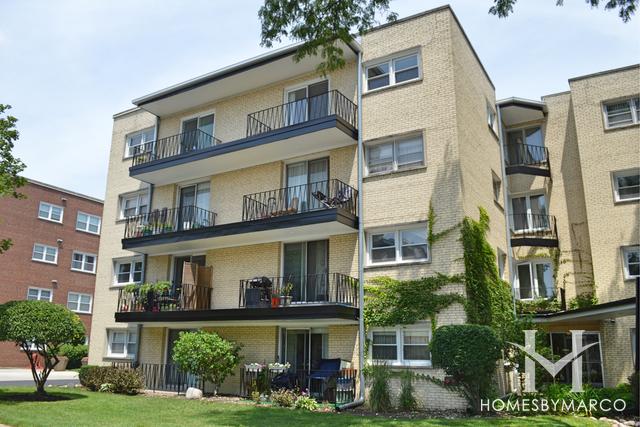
left=0, top=387, right=605, bottom=427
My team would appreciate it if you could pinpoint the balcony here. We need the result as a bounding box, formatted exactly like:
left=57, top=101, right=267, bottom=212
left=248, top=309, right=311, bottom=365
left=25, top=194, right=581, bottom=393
left=509, top=214, right=558, bottom=247
left=129, top=90, right=358, bottom=185
left=505, top=143, right=551, bottom=177
left=122, top=180, right=358, bottom=255
left=114, top=273, right=359, bottom=324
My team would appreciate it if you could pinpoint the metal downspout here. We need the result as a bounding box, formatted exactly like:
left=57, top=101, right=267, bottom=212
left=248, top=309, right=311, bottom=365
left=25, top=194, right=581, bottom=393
left=496, top=105, right=517, bottom=317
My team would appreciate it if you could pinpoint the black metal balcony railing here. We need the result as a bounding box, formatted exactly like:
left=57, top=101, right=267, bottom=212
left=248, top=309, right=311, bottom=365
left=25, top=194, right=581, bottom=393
left=112, top=362, right=203, bottom=395
left=124, top=206, right=216, bottom=239
left=505, top=143, right=549, bottom=168
left=116, top=282, right=212, bottom=313
left=131, top=129, right=222, bottom=166
left=242, top=179, right=358, bottom=222
left=510, top=214, right=557, bottom=238
left=246, top=90, right=357, bottom=137
left=240, top=367, right=357, bottom=404
left=239, top=273, right=359, bottom=308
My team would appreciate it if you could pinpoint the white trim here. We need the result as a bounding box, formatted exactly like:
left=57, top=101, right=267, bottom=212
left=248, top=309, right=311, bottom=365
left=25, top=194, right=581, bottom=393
left=75, top=211, right=102, bottom=235
left=363, top=49, right=422, bottom=93
left=27, top=287, right=53, bottom=302
left=112, top=256, right=144, bottom=286
left=611, top=168, right=640, bottom=203
left=67, top=292, right=93, bottom=314
left=179, top=109, right=217, bottom=139
left=71, top=251, right=97, bottom=274
left=602, top=96, right=640, bottom=129
left=106, top=329, right=138, bottom=359
left=37, top=201, right=64, bottom=224
left=509, top=191, right=549, bottom=233
left=364, top=132, right=425, bottom=177
left=124, top=127, right=156, bottom=159
left=32, top=243, right=58, bottom=264
left=118, top=189, right=150, bottom=220
left=283, top=77, right=330, bottom=104
left=513, top=259, right=555, bottom=300
left=622, top=245, right=640, bottom=280
left=368, top=324, right=432, bottom=367
left=366, top=224, right=429, bottom=266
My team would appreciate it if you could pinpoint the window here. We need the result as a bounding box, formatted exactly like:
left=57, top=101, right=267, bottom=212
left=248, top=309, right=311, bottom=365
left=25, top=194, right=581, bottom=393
left=370, top=326, right=431, bottom=366
left=38, top=202, right=63, bottom=223
left=506, top=126, right=545, bottom=165
left=107, top=330, right=137, bottom=358
left=114, top=257, right=144, bottom=285
left=550, top=332, right=603, bottom=387
left=27, top=287, right=52, bottom=302
left=67, top=292, right=92, bottom=313
left=511, top=193, right=549, bottom=231
left=76, top=212, right=101, bottom=234
left=515, top=261, right=555, bottom=300
left=622, top=246, right=640, bottom=279
left=492, top=171, right=502, bottom=203
left=497, top=248, right=507, bottom=280
left=366, top=134, right=424, bottom=175
left=119, top=191, right=149, bottom=219
left=368, top=226, right=429, bottom=265
left=613, top=169, right=640, bottom=202
left=125, top=127, right=155, bottom=158
left=487, top=102, right=497, bottom=132
left=365, top=52, right=420, bottom=91
left=603, top=97, right=640, bottom=128
left=71, top=251, right=96, bottom=273
left=32, top=243, right=58, bottom=264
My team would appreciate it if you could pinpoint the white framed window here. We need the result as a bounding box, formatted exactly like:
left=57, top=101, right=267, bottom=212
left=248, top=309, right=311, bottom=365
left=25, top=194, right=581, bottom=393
left=612, top=169, right=640, bottom=202
left=38, top=201, right=63, bottom=223
left=497, top=248, right=507, bottom=280
left=515, top=261, right=555, bottom=300
left=32, top=243, right=58, bottom=264
left=510, top=193, right=549, bottom=232
left=370, top=325, right=431, bottom=367
left=125, top=127, right=155, bottom=158
left=365, top=51, right=420, bottom=91
left=107, top=329, right=137, bottom=358
left=492, top=171, right=502, bottom=203
left=76, top=212, right=101, bottom=234
left=366, top=133, right=424, bottom=175
left=367, top=225, right=429, bottom=266
left=27, top=287, right=52, bottom=302
left=487, top=102, right=497, bottom=132
left=113, top=257, right=144, bottom=285
left=118, top=190, right=149, bottom=219
left=71, top=251, right=97, bottom=274
left=67, top=292, right=92, bottom=314
left=603, top=97, right=640, bottom=128
left=622, top=246, right=640, bottom=279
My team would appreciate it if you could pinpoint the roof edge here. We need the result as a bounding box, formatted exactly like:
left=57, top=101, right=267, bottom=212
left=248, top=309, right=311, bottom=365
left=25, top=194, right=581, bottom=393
left=27, top=178, right=104, bottom=204
left=568, top=64, right=640, bottom=83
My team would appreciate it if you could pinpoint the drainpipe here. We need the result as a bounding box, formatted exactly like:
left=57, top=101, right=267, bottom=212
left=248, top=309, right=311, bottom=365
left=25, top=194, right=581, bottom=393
left=496, top=104, right=517, bottom=318
left=338, top=48, right=366, bottom=412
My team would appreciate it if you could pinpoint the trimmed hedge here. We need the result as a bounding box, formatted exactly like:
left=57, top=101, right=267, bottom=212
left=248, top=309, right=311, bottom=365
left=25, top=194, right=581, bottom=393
left=78, top=365, right=144, bottom=395
left=60, top=344, right=88, bottom=369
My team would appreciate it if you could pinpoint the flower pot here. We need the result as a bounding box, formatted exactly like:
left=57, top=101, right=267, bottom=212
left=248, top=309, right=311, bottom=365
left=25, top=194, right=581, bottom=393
left=281, top=296, right=292, bottom=306
left=54, top=356, right=69, bottom=371
left=270, top=296, right=280, bottom=308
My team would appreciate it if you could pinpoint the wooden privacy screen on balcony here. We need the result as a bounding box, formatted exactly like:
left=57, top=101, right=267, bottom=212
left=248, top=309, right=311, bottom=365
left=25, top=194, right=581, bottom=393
left=181, top=262, right=212, bottom=310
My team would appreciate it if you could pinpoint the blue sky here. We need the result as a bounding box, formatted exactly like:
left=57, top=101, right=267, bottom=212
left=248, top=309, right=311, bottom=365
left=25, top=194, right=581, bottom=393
left=1, top=0, right=638, bottom=199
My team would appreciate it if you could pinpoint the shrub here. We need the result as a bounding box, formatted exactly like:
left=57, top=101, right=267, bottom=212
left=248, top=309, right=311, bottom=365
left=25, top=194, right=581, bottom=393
left=629, top=371, right=638, bottom=414
left=78, top=366, right=143, bottom=394
left=60, top=344, right=88, bottom=369
left=171, top=331, right=241, bottom=394
left=0, top=300, right=85, bottom=394
left=270, top=388, right=296, bottom=407
left=250, top=390, right=261, bottom=403
left=430, top=324, right=501, bottom=413
left=398, top=369, right=418, bottom=411
left=295, top=394, right=319, bottom=411
left=367, top=363, right=392, bottom=412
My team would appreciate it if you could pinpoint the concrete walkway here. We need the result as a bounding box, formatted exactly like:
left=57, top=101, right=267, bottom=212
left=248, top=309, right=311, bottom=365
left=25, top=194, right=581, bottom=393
left=0, top=368, right=79, bottom=387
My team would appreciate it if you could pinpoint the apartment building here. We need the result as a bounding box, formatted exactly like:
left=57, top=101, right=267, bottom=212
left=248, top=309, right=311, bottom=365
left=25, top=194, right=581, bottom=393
left=0, top=179, right=103, bottom=367
left=88, top=3, right=637, bottom=407
left=508, top=65, right=639, bottom=388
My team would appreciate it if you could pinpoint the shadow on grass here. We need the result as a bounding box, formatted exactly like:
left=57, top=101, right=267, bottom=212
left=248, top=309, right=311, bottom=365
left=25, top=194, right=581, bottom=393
left=0, top=388, right=87, bottom=404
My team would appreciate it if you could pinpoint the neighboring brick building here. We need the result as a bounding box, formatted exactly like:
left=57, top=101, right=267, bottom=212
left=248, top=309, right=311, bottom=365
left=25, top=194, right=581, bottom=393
left=88, top=4, right=637, bottom=408
left=0, top=179, right=103, bottom=367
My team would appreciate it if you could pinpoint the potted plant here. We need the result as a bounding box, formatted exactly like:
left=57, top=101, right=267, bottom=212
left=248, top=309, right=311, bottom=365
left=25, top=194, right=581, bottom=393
left=142, top=225, right=153, bottom=236
left=281, top=283, right=293, bottom=306
left=270, top=292, right=280, bottom=308
left=162, top=222, right=173, bottom=233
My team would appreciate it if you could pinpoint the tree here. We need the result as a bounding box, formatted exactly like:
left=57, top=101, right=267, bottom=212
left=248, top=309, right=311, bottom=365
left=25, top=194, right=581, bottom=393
left=259, top=0, right=397, bottom=74
left=259, top=0, right=636, bottom=74
left=171, top=330, right=242, bottom=393
left=0, top=104, right=27, bottom=254
left=490, top=0, right=637, bottom=23
left=0, top=300, right=85, bottom=394
left=430, top=324, right=502, bottom=413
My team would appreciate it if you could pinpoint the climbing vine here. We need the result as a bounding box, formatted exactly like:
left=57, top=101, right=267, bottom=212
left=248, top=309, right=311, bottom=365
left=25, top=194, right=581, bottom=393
left=427, top=202, right=460, bottom=246
left=364, top=274, right=465, bottom=333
